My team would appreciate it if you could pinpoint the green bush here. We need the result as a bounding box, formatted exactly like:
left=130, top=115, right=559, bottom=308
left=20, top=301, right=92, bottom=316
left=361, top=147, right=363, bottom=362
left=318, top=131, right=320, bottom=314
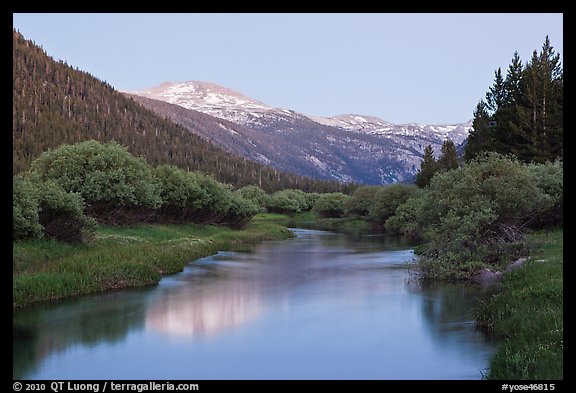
left=236, top=185, right=269, bottom=213
left=35, top=180, right=97, bottom=243
left=29, top=140, right=162, bottom=213
left=152, top=165, right=210, bottom=222
left=312, top=193, right=350, bottom=218
left=283, top=189, right=311, bottom=210
left=412, top=152, right=548, bottom=279
left=153, top=165, right=209, bottom=209
left=524, top=160, right=563, bottom=228
left=384, top=196, right=425, bottom=239
left=13, top=175, right=96, bottom=243
left=13, top=176, right=42, bottom=241
left=303, top=192, right=321, bottom=211
left=343, top=186, right=379, bottom=217
left=266, top=189, right=309, bottom=214
left=189, top=173, right=233, bottom=223
left=367, top=183, right=420, bottom=225
left=221, top=193, right=260, bottom=228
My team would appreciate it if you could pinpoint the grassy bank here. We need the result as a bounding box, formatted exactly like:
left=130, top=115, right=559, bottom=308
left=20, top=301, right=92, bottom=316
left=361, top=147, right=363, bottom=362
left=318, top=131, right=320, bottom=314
left=280, top=211, right=375, bottom=236
left=476, top=229, right=563, bottom=379
left=13, top=213, right=293, bottom=307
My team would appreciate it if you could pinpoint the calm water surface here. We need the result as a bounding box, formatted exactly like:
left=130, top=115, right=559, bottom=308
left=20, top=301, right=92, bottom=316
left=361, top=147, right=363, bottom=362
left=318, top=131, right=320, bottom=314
left=14, top=229, right=497, bottom=379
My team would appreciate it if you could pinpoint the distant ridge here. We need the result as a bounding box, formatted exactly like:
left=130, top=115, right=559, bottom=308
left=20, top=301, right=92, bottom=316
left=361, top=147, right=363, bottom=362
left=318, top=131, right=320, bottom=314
left=128, top=81, right=472, bottom=184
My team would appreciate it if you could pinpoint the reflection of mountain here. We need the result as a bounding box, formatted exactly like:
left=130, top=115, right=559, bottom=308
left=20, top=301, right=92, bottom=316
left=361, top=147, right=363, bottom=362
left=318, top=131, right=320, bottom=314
left=146, top=277, right=263, bottom=338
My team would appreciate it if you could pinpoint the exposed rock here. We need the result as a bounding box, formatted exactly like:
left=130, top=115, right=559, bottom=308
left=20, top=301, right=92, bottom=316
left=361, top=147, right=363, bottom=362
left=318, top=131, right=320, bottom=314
left=505, top=257, right=528, bottom=272
left=473, top=257, right=531, bottom=285
left=472, top=268, right=503, bottom=284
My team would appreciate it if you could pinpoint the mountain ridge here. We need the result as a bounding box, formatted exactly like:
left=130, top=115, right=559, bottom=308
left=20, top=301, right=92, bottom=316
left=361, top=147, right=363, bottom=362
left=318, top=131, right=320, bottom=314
left=126, top=81, right=472, bottom=184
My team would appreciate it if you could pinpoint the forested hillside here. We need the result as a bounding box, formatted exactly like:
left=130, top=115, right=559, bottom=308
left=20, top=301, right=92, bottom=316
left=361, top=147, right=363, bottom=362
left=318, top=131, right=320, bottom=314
left=12, top=30, right=347, bottom=193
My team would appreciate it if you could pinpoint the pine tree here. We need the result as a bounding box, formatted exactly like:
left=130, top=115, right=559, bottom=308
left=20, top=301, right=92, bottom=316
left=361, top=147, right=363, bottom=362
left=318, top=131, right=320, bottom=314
left=415, top=145, right=439, bottom=188
left=486, top=68, right=507, bottom=112
left=438, top=140, right=458, bottom=171
left=505, top=51, right=523, bottom=105
left=520, top=36, right=563, bottom=161
left=464, top=37, right=562, bottom=163
left=464, top=101, right=492, bottom=161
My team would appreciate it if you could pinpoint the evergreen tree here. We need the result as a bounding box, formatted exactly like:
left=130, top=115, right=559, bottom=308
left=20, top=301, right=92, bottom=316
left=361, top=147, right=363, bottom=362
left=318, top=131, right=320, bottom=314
left=464, top=101, right=492, bottom=161
left=438, top=140, right=458, bottom=171
left=486, top=68, right=507, bottom=112
left=505, top=51, right=523, bottom=105
left=464, top=36, right=562, bottom=163
left=520, top=36, right=563, bottom=161
left=415, top=145, right=439, bottom=188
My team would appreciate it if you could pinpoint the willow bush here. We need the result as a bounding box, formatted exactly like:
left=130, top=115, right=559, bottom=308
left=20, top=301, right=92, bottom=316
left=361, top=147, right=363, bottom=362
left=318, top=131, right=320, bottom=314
left=386, top=153, right=561, bottom=279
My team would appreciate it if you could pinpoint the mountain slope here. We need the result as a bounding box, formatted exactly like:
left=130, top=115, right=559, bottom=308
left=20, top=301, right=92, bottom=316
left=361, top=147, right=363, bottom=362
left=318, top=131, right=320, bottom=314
left=12, top=30, right=347, bottom=193
left=128, top=81, right=472, bottom=184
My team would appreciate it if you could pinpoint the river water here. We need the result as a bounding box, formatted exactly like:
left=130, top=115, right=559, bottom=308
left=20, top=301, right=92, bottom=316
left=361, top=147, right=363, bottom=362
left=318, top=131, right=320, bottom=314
left=14, top=229, right=497, bottom=379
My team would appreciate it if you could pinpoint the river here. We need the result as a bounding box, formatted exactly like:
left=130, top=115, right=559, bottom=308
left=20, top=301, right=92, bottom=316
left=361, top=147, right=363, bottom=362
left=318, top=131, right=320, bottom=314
left=13, top=228, right=497, bottom=379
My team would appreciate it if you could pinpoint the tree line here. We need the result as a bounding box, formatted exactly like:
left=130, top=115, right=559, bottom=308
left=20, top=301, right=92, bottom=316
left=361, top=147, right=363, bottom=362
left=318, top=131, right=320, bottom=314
left=414, top=37, right=562, bottom=188
left=465, top=36, right=562, bottom=163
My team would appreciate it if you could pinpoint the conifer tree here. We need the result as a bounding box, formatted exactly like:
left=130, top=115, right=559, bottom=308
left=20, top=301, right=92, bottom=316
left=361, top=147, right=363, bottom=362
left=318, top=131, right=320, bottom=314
left=464, top=101, right=492, bottom=161
left=486, top=68, right=507, bottom=112
left=415, top=145, right=439, bottom=188
left=465, top=36, right=562, bottom=163
left=438, top=140, right=459, bottom=171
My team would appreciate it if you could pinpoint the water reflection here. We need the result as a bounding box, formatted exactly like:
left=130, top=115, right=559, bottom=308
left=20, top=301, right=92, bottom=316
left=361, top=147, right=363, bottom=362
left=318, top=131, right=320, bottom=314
left=14, top=229, right=497, bottom=379
left=146, top=272, right=263, bottom=338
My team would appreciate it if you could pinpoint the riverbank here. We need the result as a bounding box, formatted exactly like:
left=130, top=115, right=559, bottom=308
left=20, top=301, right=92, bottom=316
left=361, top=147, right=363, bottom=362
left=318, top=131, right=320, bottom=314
left=13, top=213, right=294, bottom=307
left=476, top=229, right=563, bottom=379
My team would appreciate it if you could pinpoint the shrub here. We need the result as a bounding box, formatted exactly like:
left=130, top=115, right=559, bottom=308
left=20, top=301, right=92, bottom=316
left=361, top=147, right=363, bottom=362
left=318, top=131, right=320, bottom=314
left=153, top=165, right=208, bottom=209
left=189, top=173, right=233, bottom=223
left=282, top=189, right=311, bottom=210
left=367, top=184, right=420, bottom=225
left=413, top=152, right=548, bottom=279
left=13, top=175, right=96, bottom=243
left=524, top=161, right=563, bottom=228
left=221, top=193, right=260, bottom=228
left=312, top=193, right=350, bottom=218
left=13, top=176, right=42, bottom=241
left=29, top=140, right=162, bottom=215
left=236, top=185, right=269, bottom=213
left=266, top=189, right=309, bottom=214
left=35, top=180, right=97, bottom=243
left=343, top=186, right=379, bottom=218
left=152, top=165, right=210, bottom=222
left=303, top=192, right=321, bottom=211
left=384, top=195, right=426, bottom=239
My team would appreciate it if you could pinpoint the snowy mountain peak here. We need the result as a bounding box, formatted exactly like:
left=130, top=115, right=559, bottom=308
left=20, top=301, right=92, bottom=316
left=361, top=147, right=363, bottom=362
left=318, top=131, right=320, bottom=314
left=127, top=80, right=473, bottom=184
left=127, top=81, right=274, bottom=123
left=310, top=113, right=393, bottom=130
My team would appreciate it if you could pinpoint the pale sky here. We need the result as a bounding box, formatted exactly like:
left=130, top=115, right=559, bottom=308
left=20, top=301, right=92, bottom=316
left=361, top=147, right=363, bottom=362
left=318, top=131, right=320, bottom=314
left=13, top=13, right=563, bottom=125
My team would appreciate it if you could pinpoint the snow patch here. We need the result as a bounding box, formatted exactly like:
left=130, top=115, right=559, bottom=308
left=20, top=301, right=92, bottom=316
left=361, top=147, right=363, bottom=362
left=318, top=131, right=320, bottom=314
left=306, top=155, right=328, bottom=171
left=218, top=123, right=238, bottom=135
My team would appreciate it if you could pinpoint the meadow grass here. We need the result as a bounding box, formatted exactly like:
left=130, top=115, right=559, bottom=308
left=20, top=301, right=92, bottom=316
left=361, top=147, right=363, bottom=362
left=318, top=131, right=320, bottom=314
left=476, top=229, right=563, bottom=379
left=13, top=214, right=293, bottom=307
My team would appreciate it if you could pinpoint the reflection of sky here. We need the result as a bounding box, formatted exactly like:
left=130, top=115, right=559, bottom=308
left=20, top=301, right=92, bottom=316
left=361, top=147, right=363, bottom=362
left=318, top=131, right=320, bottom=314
left=15, top=229, right=498, bottom=380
